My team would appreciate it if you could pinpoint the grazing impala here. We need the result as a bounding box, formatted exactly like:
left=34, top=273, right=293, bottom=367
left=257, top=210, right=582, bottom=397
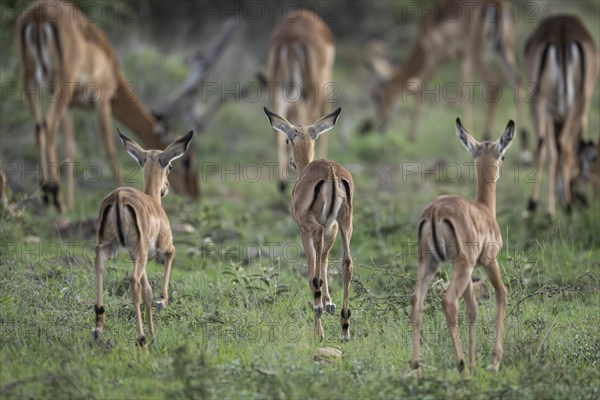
left=371, top=0, right=522, bottom=140
left=410, top=118, right=514, bottom=376
left=92, top=129, right=193, bottom=346
left=265, top=9, right=335, bottom=192
left=524, top=16, right=599, bottom=216
left=16, top=0, right=199, bottom=211
left=264, top=107, right=353, bottom=341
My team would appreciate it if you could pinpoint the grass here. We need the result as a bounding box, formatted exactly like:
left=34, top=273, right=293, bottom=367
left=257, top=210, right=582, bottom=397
left=1, top=1, right=600, bottom=398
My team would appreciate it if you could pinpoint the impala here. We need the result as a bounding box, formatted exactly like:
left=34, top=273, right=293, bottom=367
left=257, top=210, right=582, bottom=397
left=265, top=9, right=335, bottom=192
left=16, top=0, right=199, bottom=211
left=93, top=129, right=193, bottom=346
left=524, top=15, right=599, bottom=216
left=264, top=107, right=353, bottom=341
left=411, top=118, right=514, bottom=376
left=371, top=0, right=523, bottom=141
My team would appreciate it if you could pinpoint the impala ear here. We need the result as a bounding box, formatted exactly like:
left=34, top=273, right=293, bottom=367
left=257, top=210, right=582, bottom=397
left=159, top=130, right=194, bottom=167
left=309, top=107, right=341, bottom=140
left=495, top=120, right=515, bottom=158
left=118, top=127, right=147, bottom=166
left=455, top=118, right=479, bottom=157
left=264, top=107, right=296, bottom=140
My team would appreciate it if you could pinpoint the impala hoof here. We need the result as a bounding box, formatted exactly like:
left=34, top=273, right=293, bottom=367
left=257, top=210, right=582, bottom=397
left=314, top=305, right=323, bottom=316
left=325, top=303, right=336, bottom=315
left=340, top=332, right=351, bottom=341
left=156, top=300, right=167, bottom=312
left=41, top=181, right=63, bottom=212
left=486, top=364, right=499, bottom=373
left=92, top=327, right=102, bottom=340
left=278, top=181, right=288, bottom=193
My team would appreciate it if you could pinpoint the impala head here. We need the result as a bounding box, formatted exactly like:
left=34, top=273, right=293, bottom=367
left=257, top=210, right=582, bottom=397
left=456, top=118, right=515, bottom=178
left=264, top=107, right=341, bottom=170
left=152, top=115, right=200, bottom=200
left=118, top=128, right=194, bottom=199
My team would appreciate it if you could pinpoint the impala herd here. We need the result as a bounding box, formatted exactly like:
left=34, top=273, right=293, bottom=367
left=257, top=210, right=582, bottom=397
left=5, top=0, right=599, bottom=377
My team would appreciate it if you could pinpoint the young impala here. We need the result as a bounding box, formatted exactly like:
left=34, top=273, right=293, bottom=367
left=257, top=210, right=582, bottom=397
left=410, top=118, right=515, bottom=376
left=264, top=107, right=354, bottom=341
left=92, top=129, right=193, bottom=346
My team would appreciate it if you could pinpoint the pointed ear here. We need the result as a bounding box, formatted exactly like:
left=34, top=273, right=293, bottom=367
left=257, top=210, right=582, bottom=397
left=309, top=108, right=341, bottom=140
left=264, top=107, right=296, bottom=140
left=495, top=120, right=516, bottom=157
left=159, top=130, right=194, bottom=167
left=455, top=118, right=479, bottom=157
left=118, top=127, right=147, bottom=166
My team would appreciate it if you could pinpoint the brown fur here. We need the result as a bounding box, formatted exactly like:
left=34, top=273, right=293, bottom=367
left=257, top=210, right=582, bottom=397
left=265, top=107, right=353, bottom=341
left=15, top=0, right=198, bottom=211
left=411, top=119, right=514, bottom=377
left=525, top=15, right=599, bottom=215
left=93, top=131, right=193, bottom=346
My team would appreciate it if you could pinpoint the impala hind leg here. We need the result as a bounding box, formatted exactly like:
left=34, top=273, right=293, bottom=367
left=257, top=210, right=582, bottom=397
left=61, top=112, right=75, bottom=209
left=44, top=81, right=74, bottom=212
left=482, top=259, right=508, bottom=372
left=463, top=279, right=478, bottom=370
left=93, top=244, right=111, bottom=340
left=141, top=273, right=155, bottom=344
left=338, top=208, right=353, bottom=341
left=410, top=252, right=439, bottom=376
left=130, top=252, right=148, bottom=347
left=97, top=99, right=122, bottom=186
left=24, top=78, right=50, bottom=207
left=442, top=259, right=474, bottom=375
left=321, top=223, right=338, bottom=315
left=300, top=222, right=325, bottom=340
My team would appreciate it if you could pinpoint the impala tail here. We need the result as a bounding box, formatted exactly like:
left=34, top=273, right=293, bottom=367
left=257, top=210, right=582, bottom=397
left=319, top=165, right=345, bottom=225
left=97, top=191, right=142, bottom=251
left=269, top=41, right=313, bottom=103
left=419, top=207, right=462, bottom=264
left=19, top=19, right=62, bottom=85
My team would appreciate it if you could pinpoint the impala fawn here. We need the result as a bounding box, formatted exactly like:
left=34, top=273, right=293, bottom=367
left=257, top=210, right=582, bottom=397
left=93, top=129, right=193, bottom=346
left=411, top=118, right=515, bottom=376
left=264, top=107, right=354, bottom=341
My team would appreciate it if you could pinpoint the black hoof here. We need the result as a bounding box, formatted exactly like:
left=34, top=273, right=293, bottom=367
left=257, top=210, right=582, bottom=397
left=325, top=303, right=336, bottom=315
left=573, top=191, right=588, bottom=208
left=41, top=182, right=62, bottom=212
left=527, top=198, right=537, bottom=212
left=278, top=181, right=287, bottom=193
left=565, top=203, right=573, bottom=215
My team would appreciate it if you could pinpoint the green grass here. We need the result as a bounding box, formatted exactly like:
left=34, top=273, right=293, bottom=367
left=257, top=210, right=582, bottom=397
left=2, top=2, right=600, bottom=398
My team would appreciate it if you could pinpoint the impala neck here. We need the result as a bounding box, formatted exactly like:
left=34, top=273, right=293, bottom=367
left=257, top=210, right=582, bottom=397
left=382, top=42, right=426, bottom=102
left=112, top=71, right=165, bottom=149
left=144, top=183, right=163, bottom=205
left=475, top=162, right=498, bottom=216
left=294, top=142, right=315, bottom=174
left=142, top=171, right=163, bottom=205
